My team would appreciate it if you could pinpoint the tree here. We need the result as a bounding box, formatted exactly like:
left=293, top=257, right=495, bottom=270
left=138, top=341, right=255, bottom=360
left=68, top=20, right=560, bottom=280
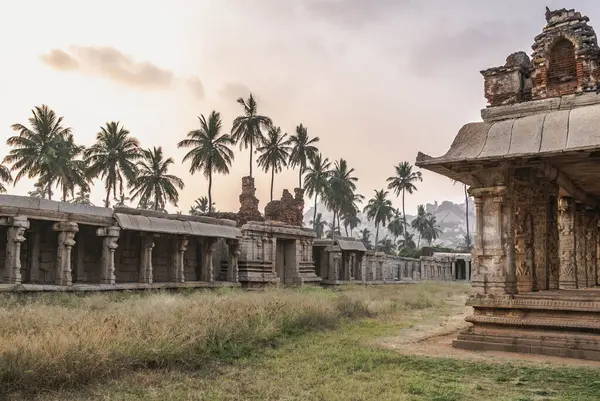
left=387, top=162, right=423, bottom=247
left=50, top=135, right=89, bottom=201
left=397, top=232, right=416, bottom=250
left=71, top=186, right=93, bottom=206
left=411, top=205, right=429, bottom=249
left=28, top=180, right=49, bottom=199
left=85, top=121, right=140, bottom=207
left=358, top=228, right=372, bottom=250
left=288, top=124, right=319, bottom=190
left=0, top=164, right=13, bottom=193
left=257, top=126, right=291, bottom=201
left=5, top=105, right=72, bottom=199
left=114, top=194, right=131, bottom=208
left=179, top=111, right=234, bottom=212
left=130, top=147, right=184, bottom=211
left=326, top=159, right=358, bottom=234
left=423, top=213, right=443, bottom=245
left=303, top=153, right=331, bottom=231
left=309, top=212, right=327, bottom=239
left=342, top=212, right=361, bottom=237
left=189, top=196, right=216, bottom=215
left=363, top=189, right=393, bottom=250
left=387, top=208, right=404, bottom=243
left=324, top=222, right=340, bottom=239
left=231, top=93, right=272, bottom=178
left=378, top=237, right=396, bottom=255
left=452, top=179, right=472, bottom=251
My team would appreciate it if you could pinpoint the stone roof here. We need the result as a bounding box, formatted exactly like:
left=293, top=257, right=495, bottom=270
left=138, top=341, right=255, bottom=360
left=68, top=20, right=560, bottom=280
left=114, top=213, right=241, bottom=239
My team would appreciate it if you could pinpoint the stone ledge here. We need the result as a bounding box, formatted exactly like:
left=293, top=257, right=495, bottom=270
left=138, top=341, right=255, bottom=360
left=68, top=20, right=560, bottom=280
left=0, top=281, right=241, bottom=292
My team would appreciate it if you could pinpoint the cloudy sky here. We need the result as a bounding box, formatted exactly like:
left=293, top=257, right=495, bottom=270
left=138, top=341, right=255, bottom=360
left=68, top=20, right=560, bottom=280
left=0, top=0, right=597, bottom=214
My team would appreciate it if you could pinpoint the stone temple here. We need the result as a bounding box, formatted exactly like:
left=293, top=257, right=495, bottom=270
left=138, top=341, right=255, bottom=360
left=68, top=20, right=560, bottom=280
left=417, top=8, right=600, bottom=361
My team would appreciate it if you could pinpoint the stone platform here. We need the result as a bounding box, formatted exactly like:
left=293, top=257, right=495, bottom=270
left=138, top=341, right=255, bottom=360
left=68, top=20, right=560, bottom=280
left=453, top=289, right=600, bottom=361
left=0, top=281, right=240, bottom=292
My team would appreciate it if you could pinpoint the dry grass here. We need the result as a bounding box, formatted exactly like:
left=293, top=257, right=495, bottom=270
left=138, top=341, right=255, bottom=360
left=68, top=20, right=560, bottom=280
left=0, top=283, right=465, bottom=397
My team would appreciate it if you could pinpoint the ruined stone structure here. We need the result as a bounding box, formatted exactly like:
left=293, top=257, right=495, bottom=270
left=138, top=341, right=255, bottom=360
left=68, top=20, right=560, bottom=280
left=421, top=252, right=472, bottom=281
left=264, top=188, right=304, bottom=226
left=417, top=8, right=600, bottom=361
left=0, top=195, right=242, bottom=291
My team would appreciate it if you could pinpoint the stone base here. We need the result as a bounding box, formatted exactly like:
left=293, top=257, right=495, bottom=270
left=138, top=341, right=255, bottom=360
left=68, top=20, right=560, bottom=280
left=0, top=281, right=241, bottom=292
left=453, top=289, right=600, bottom=361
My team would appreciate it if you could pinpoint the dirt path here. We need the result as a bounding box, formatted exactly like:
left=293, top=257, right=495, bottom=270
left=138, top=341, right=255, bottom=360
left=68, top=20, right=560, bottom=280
left=375, top=295, right=600, bottom=368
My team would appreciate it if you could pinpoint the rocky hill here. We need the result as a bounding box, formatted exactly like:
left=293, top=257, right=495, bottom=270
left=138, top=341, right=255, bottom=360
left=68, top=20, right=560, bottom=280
left=303, top=198, right=476, bottom=249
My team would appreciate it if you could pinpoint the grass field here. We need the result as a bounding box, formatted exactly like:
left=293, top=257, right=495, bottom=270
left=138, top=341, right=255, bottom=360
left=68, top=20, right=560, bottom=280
left=2, top=283, right=600, bottom=400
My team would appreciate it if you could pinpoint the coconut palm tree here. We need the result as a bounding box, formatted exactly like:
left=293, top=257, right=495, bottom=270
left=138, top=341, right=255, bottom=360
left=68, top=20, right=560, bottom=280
left=423, top=213, right=443, bottom=245
left=309, top=212, right=327, bottom=239
left=28, top=181, right=49, bottom=199
left=378, top=237, right=396, bottom=255
left=129, top=147, right=184, bottom=211
left=189, top=196, right=216, bottom=215
left=303, top=153, right=332, bottom=230
left=231, top=93, right=273, bottom=178
left=179, top=111, right=234, bottom=212
left=387, top=208, right=404, bottom=244
left=386, top=162, right=423, bottom=246
left=85, top=121, right=140, bottom=207
left=71, top=186, right=93, bottom=205
left=397, top=232, right=417, bottom=250
left=49, top=135, right=90, bottom=201
left=358, top=228, right=372, bottom=250
left=257, top=126, right=291, bottom=202
left=343, top=212, right=361, bottom=237
left=288, top=124, right=320, bottom=189
left=0, top=165, right=13, bottom=194
left=4, top=105, right=72, bottom=199
left=411, top=205, right=430, bottom=249
left=324, top=222, right=340, bottom=239
left=363, top=189, right=394, bottom=250
left=327, top=159, right=358, bottom=234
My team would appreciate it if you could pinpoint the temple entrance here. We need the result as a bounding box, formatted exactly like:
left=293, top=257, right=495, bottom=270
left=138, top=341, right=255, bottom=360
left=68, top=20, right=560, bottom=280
left=275, top=239, right=296, bottom=284
left=454, top=260, right=467, bottom=280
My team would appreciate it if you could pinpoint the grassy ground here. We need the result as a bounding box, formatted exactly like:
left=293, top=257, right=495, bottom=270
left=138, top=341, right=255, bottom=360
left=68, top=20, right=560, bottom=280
left=3, top=283, right=600, bottom=400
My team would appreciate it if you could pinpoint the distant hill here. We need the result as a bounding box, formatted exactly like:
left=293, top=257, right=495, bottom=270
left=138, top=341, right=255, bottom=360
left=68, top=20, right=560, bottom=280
left=303, top=198, right=476, bottom=249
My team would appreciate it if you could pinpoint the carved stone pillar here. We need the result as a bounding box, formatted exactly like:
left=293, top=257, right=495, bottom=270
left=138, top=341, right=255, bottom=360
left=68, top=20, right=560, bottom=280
left=96, top=226, right=120, bottom=285
left=202, top=238, right=218, bottom=282
left=53, top=221, right=78, bottom=286
left=139, top=234, right=155, bottom=284
left=586, top=213, right=597, bottom=287
left=4, top=216, right=29, bottom=284
left=558, top=196, right=577, bottom=289
left=576, top=206, right=587, bottom=288
left=548, top=194, right=560, bottom=290
left=515, top=207, right=534, bottom=293
left=469, top=186, right=517, bottom=295
left=171, top=236, right=188, bottom=283
left=226, top=239, right=240, bottom=283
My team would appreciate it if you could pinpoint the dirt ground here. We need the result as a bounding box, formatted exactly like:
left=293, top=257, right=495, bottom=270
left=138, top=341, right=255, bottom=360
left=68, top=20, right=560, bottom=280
left=375, top=295, right=600, bottom=368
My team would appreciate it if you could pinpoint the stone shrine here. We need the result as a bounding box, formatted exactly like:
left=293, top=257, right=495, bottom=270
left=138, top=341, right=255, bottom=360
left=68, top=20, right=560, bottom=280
left=417, top=8, right=600, bottom=361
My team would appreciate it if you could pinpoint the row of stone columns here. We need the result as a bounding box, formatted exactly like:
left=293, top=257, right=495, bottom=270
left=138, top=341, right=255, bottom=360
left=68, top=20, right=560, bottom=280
left=2, top=216, right=240, bottom=286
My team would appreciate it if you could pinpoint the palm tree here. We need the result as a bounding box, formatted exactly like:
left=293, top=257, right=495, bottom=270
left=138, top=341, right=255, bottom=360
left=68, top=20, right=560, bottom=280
left=363, top=189, right=393, bottom=250
left=378, top=237, right=396, bottom=255
left=358, top=228, right=372, bottom=250
left=4, top=105, right=72, bottom=199
left=327, top=159, right=358, bottom=234
left=130, top=147, right=184, bottom=211
left=114, top=193, right=131, bottom=208
left=386, top=162, right=423, bottom=247
left=257, top=126, right=292, bottom=201
left=324, top=222, right=340, bottom=239
left=50, top=135, right=89, bottom=201
left=303, top=153, right=331, bottom=230
left=0, top=165, right=13, bottom=193
left=452, top=179, right=472, bottom=251
left=179, top=111, right=234, bottom=212
left=424, top=214, right=443, bottom=245
left=28, top=181, right=49, bottom=199
left=288, top=124, right=320, bottom=189
left=231, top=93, right=273, bottom=178
left=189, top=196, right=216, bottom=215
left=85, top=121, right=140, bottom=207
left=343, top=212, right=361, bottom=237
left=309, top=212, right=327, bottom=239
left=411, top=205, right=429, bottom=249
left=387, top=208, right=404, bottom=243
left=71, top=186, right=93, bottom=205
left=397, top=232, right=417, bottom=250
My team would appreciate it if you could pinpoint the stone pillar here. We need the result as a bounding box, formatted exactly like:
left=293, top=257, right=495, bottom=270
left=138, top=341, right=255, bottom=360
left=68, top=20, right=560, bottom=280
left=53, top=221, right=78, bottom=286
left=202, top=237, right=218, bottom=282
left=226, top=239, right=240, bottom=283
left=96, top=225, right=120, bottom=285
left=586, top=213, right=597, bottom=288
left=466, top=260, right=471, bottom=281
left=29, top=226, right=40, bottom=283
left=356, top=253, right=364, bottom=282
left=558, top=196, right=577, bottom=289
left=4, top=216, right=29, bottom=284
left=469, top=186, right=517, bottom=295
left=76, top=232, right=86, bottom=283
left=451, top=261, right=456, bottom=281
left=328, top=247, right=341, bottom=282
left=171, top=236, right=188, bottom=283
left=138, top=234, right=155, bottom=284
left=548, top=194, right=560, bottom=290
left=576, top=206, right=587, bottom=288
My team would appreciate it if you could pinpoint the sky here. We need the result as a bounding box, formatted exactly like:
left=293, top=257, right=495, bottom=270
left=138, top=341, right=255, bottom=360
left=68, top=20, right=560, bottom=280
left=0, top=0, right=597, bottom=214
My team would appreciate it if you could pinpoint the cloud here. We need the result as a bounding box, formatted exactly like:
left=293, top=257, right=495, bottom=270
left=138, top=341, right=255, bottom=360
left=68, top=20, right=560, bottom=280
left=187, top=77, right=205, bottom=100
left=41, top=46, right=175, bottom=90
left=41, top=49, right=79, bottom=70
left=303, top=0, right=416, bottom=28
left=218, top=83, right=252, bottom=101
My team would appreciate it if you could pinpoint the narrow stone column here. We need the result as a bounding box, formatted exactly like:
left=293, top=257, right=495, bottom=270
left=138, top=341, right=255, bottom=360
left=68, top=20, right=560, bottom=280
left=558, top=196, right=577, bottom=289
left=576, top=207, right=588, bottom=288
left=139, top=234, right=154, bottom=284
left=586, top=213, right=597, bottom=287
left=53, top=221, right=78, bottom=286
left=29, top=226, right=40, bottom=282
left=4, top=216, right=29, bottom=284
left=466, top=261, right=471, bottom=281
left=96, top=226, right=120, bottom=285
left=172, top=236, right=188, bottom=283
left=226, top=239, right=240, bottom=283
left=451, top=261, right=456, bottom=281
left=202, top=237, right=218, bottom=282
left=76, top=232, right=86, bottom=283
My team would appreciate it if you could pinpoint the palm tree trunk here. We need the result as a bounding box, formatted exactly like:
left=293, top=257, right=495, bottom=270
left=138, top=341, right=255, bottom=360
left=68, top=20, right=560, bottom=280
left=208, top=172, right=213, bottom=214
left=464, top=184, right=470, bottom=247
left=417, top=234, right=421, bottom=250
left=298, top=167, right=302, bottom=190
left=344, top=224, right=349, bottom=237
left=154, top=192, right=159, bottom=211
left=105, top=187, right=110, bottom=208
left=270, top=166, right=275, bottom=202
left=313, top=194, right=318, bottom=229
left=375, top=224, right=379, bottom=251
left=47, top=180, right=52, bottom=200
left=331, top=210, right=336, bottom=237
left=249, top=140, right=253, bottom=178
left=402, top=189, right=407, bottom=245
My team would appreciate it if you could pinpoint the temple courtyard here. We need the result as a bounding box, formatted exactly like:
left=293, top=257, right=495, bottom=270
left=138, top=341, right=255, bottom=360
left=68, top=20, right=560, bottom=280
left=3, top=282, right=600, bottom=401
